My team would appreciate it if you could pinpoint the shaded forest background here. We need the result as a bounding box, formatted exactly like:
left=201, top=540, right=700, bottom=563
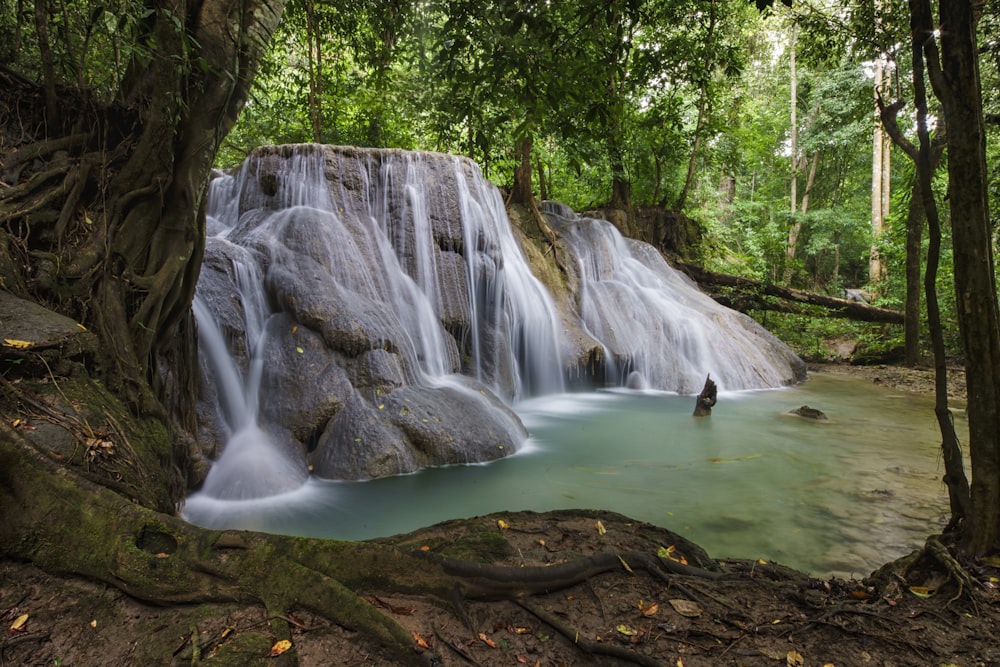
left=218, top=0, right=1000, bottom=363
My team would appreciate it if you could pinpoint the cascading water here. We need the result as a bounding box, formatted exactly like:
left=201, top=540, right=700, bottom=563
left=191, top=145, right=565, bottom=499
left=543, top=202, right=804, bottom=393
left=190, top=145, right=805, bottom=503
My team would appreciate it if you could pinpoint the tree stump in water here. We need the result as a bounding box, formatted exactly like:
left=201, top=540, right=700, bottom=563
left=693, top=374, right=718, bottom=417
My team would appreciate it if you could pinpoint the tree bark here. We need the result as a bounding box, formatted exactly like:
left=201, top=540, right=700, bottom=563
left=511, top=133, right=535, bottom=206
left=908, top=0, right=970, bottom=530
left=934, top=0, right=1000, bottom=555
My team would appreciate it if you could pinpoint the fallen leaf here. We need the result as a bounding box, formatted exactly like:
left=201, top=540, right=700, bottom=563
left=497, top=519, right=510, bottom=530
left=220, top=627, right=233, bottom=639
left=979, top=555, right=1000, bottom=568
left=269, top=639, right=292, bottom=656
left=908, top=586, right=935, bottom=598
left=618, top=554, right=633, bottom=574
left=595, top=520, right=606, bottom=535
left=641, top=602, right=660, bottom=617
left=667, top=599, right=703, bottom=618
left=419, top=545, right=430, bottom=551
left=676, top=660, right=684, bottom=667
left=413, top=632, right=430, bottom=649
left=90, top=619, right=97, bottom=628
left=786, top=649, right=804, bottom=666
left=478, top=632, right=497, bottom=648
left=295, top=346, right=304, bottom=354
left=9, top=613, right=28, bottom=631
left=3, top=339, right=33, bottom=349
left=616, top=624, right=637, bottom=636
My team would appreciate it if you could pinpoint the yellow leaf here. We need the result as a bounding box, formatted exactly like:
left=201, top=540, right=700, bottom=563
left=758, top=559, right=768, bottom=565
left=90, top=619, right=97, bottom=628
left=378, top=404, right=385, bottom=410
left=617, top=554, right=633, bottom=574
left=295, top=346, right=304, bottom=354
left=616, top=624, right=637, bottom=636
left=10, top=613, right=28, bottom=631
left=76, top=322, right=87, bottom=331
left=497, top=519, right=510, bottom=530
left=3, top=339, right=33, bottom=349
left=595, top=520, right=606, bottom=535
left=291, top=325, right=298, bottom=334
left=478, top=632, right=497, bottom=648
left=641, top=602, right=659, bottom=617
left=979, top=555, right=1000, bottom=568
left=908, top=586, right=935, bottom=598
left=269, top=639, right=292, bottom=657
left=668, top=599, right=703, bottom=618
left=786, top=649, right=804, bottom=666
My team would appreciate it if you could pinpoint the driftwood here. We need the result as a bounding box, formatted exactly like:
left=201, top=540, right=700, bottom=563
left=693, top=374, right=717, bottom=417
left=674, top=260, right=905, bottom=324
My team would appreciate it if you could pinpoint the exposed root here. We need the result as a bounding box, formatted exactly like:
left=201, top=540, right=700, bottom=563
left=868, top=533, right=979, bottom=606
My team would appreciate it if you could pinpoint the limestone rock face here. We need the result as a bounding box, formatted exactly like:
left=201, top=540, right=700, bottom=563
left=196, top=145, right=543, bottom=485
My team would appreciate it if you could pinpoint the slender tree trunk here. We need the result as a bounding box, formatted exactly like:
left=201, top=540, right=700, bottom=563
left=934, top=0, right=1000, bottom=554
left=786, top=25, right=798, bottom=284
left=305, top=0, right=322, bottom=142
left=783, top=151, right=819, bottom=284
left=903, top=177, right=924, bottom=365
left=511, top=133, right=534, bottom=206
left=675, top=93, right=707, bottom=212
left=870, top=55, right=891, bottom=291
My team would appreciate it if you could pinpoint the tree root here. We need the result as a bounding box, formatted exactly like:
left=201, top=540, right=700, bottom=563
left=869, top=533, right=979, bottom=605
left=517, top=598, right=666, bottom=667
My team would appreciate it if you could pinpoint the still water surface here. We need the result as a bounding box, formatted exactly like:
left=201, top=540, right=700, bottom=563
left=183, top=372, right=958, bottom=578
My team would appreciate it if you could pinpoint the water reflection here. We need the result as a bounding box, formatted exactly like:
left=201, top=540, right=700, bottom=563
left=183, top=372, right=960, bottom=579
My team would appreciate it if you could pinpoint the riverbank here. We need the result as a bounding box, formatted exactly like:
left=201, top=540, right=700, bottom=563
left=805, top=361, right=967, bottom=405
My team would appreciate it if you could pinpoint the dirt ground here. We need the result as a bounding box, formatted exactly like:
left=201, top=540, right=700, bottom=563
left=3, top=363, right=997, bottom=667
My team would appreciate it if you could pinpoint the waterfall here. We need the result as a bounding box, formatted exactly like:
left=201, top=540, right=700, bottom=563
left=193, top=145, right=564, bottom=498
left=191, top=145, right=804, bottom=500
left=545, top=203, right=804, bottom=393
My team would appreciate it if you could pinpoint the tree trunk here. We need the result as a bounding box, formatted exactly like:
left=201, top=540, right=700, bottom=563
left=306, top=0, right=323, bottom=142
left=1, top=0, right=286, bottom=468
left=511, top=133, right=534, bottom=206
left=869, top=53, right=891, bottom=292
left=783, top=151, right=819, bottom=284
left=934, top=0, right=1000, bottom=555
left=675, top=260, right=905, bottom=324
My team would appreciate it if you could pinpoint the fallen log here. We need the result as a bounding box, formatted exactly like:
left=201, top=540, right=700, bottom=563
left=673, top=260, right=904, bottom=324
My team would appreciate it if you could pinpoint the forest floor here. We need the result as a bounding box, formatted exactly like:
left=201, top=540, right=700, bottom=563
left=3, top=362, right=998, bottom=667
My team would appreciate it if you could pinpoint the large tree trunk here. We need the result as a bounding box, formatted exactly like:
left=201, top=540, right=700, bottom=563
left=934, top=0, right=1000, bottom=555
left=1, top=0, right=284, bottom=432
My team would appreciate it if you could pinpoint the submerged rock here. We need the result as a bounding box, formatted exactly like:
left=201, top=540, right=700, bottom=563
left=790, top=405, right=829, bottom=420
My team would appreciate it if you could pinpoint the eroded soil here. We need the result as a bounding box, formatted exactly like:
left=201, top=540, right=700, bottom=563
left=3, top=364, right=997, bottom=667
